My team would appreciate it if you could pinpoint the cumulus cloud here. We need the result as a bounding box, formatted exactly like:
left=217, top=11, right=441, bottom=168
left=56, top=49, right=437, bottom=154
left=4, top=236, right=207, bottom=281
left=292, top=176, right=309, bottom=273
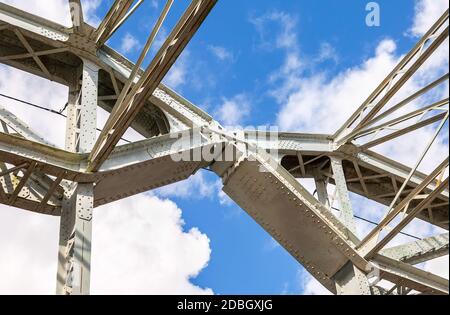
left=410, top=0, right=449, bottom=36
left=215, top=93, right=251, bottom=126
left=157, top=171, right=217, bottom=200
left=0, top=0, right=101, bottom=27
left=276, top=38, right=399, bottom=134
left=250, top=11, right=298, bottom=51
left=299, top=271, right=331, bottom=296
left=208, top=45, right=234, bottom=62
left=120, top=33, right=141, bottom=54
left=164, top=51, right=189, bottom=89
left=315, top=42, right=339, bottom=64
left=0, top=65, right=68, bottom=146
left=91, top=194, right=212, bottom=295
left=0, top=194, right=213, bottom=295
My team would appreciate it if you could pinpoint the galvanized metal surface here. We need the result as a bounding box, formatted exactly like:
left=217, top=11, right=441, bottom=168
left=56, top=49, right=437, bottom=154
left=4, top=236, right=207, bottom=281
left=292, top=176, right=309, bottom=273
left=0, top=2, right=448, bottom=295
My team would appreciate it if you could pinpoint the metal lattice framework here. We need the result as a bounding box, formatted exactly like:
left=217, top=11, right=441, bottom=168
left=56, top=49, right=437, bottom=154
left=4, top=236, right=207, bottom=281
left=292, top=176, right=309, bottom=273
left=0, top=1, right=448, bottom=295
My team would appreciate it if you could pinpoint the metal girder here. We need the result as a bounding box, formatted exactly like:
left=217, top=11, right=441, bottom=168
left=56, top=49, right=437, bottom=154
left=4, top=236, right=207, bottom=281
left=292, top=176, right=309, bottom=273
left=91, top=0, right=140, bottom=47
left=69, top=0, right=84, bottom=32
left=1, top=126, right=448, bottom=229
left=8, top=161, right=36, bottom=205
left=0, top=1, right=212, bottom=136
left=358, top=158, right=449, bottom=255
left=64, top=59, right=99, bottom=154
left=381, top=233, right=449, bottom=265
left=314, top=172, right=330, bottom=209
left=372, top=254, right=449, bottom=295
left=334, top=9, right=449, bottom=144
left=360, top=112, right=448, bottom=149
left=313, top=167, right=371, bottom=295
left=88, top=0, right=218, bottom=172
left=350, top=99, right=449, bottom=143
left=57, top=182, right=94, bottom=295
left=0, top=85, right=51, bottom=146
left=107, top=0, right=173, bottom=130
left=0, top=103, right=65, bottom=213
left=0, top=1, right=448, bottom=296
left=330, top=157, right=358, bottom=235
left=213, top=144, right=371, bottom=294
left=365, top=177, right=449, bottom=259
left=57, top=60, right=98, bottom=295
left=0, top=161, right=61, bottom=212
left=333, top=261, right=371, bottom=295
left=94, top=128, right=222, bottom=207
left=281, top=145, right=449, bottom=230
left=356, top=73, right=449, bottom=133
left=0, top=47, right=68, bottom=62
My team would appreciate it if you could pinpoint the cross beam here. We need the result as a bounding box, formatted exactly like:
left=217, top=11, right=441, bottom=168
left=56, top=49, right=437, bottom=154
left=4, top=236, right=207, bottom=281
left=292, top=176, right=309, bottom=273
left=381, top=233, right=449, bottom=265
left=91, top=0, right=143, bottom=47
left=334, top=9, right=449, bottom=144
left=88, top=0, right=217, bottom=172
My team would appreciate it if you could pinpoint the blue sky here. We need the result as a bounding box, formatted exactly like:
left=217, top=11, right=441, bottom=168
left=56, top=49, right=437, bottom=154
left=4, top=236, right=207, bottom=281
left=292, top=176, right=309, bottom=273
left=0, top=0, right=448, bottom=295
left=99, top=0, right=446, bottom=294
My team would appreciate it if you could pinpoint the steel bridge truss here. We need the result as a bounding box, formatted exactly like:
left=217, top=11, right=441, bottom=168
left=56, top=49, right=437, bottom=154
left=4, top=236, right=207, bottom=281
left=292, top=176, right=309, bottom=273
left=0, top=1, right=448, bottom=295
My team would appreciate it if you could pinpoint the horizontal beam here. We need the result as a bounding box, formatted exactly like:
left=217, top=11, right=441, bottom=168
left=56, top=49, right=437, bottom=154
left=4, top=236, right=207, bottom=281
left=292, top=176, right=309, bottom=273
left=372, top=254, right=449, bottom=295
left=381, top=233, right=449, bottom=265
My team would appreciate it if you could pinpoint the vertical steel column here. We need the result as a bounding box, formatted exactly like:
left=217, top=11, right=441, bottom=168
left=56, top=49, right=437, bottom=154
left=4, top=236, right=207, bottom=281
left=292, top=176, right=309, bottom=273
left=56, top=59, right=98, bottom=295
left=333, top=261, right=372, bottom=295
left=329, top=158, right=372, bottom=295
left=314, top=171, right=330, bottom=209
left=69, top=0, right=84, bottom=32
left=330, top=157, right=357, bottom=235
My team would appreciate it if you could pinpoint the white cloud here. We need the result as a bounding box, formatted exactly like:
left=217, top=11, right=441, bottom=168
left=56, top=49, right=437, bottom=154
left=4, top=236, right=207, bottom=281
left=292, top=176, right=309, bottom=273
left=410, top=0, right=449, bottom=36
left=276, top=38, right=400, bottom=134
left=0, top=207, right=60, bottom=294
left=315, top=42, right=339, bottom=64
left=298, top=270, right=331, bottom=295
left=250, top=11, right=298, bottom=51
left=163, top=51, right=189, bottom=89
left=216, top=94, right=251, bottom=126
left=120, top=33, right=141, bottom=54
left=156, top=171, right=234, bottom=208
left=423, top=256, right=449, bottom=279
left=1, top=0, right=72, bottom=26
left=157, top=171, right=216, bottom=200
left=0, top=193, right=213, bottom=295
left=208, top=45, right=234, bottom=62
left=0, top=0, right=213, bottom=295
left=0, top=65, right=68, bottom=147
left=91, top=193, right=212, bottom=295
left=80, top=0, right=101, bottom=26
left=150, top=0, right=159, bottom=9
left=0, top=0, right=101, bottom=27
